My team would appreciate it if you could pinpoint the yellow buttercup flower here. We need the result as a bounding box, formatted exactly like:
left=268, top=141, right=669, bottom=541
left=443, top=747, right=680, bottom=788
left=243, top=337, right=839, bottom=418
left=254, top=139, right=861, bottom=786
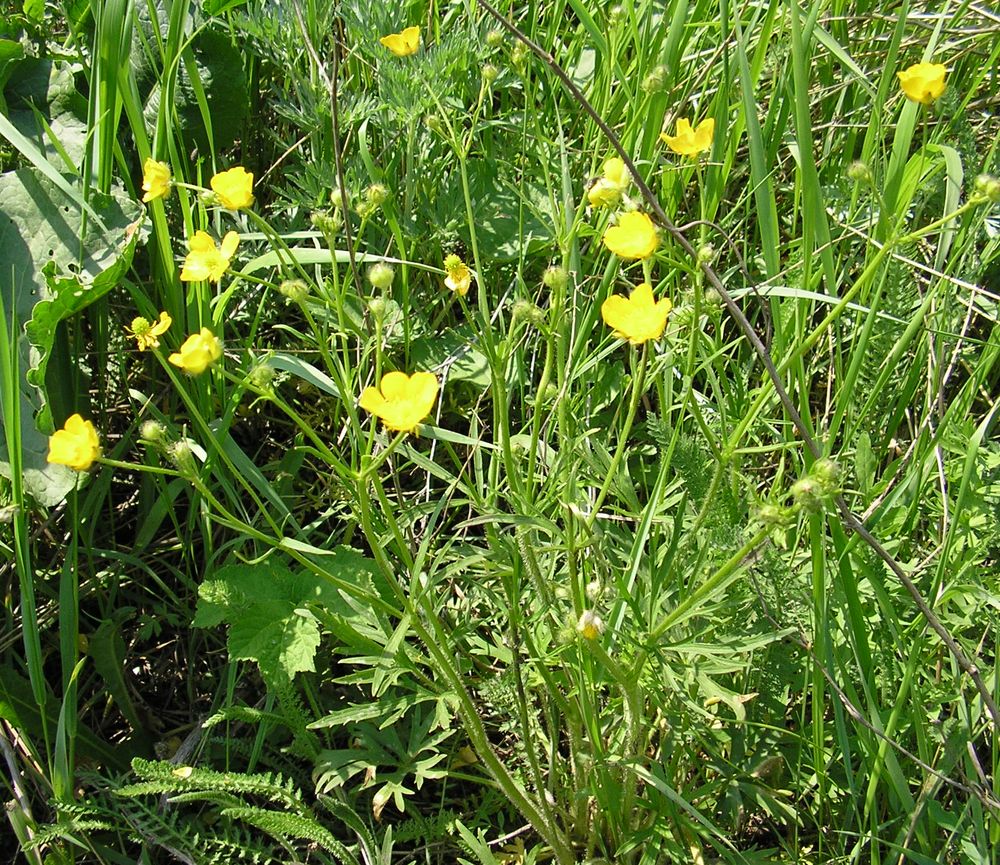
left=601, top=283, right=672, bottom=345
left=126, top=311, right=172, bottom=351
left=141, top=158, right=172, bottom=203
left=359, top=371, right=439, bottom=434
left=169, top=328, right=223, bottom=375
left=444, top=254, right=472, bottom=296
left=897, top=62, right=946, bottom=105
left=379, top=26, right=421, bottom=57
left=660, top=118, right=715, bottom=156
left=180, top=231, right=240, bottom=282
left=587, top=157, right=631, bottom=208
left=602, top=211, right=659, bottom=260
left=48, top=414, right=101, bottom=472
left=210, top=167, right=255, bottom=210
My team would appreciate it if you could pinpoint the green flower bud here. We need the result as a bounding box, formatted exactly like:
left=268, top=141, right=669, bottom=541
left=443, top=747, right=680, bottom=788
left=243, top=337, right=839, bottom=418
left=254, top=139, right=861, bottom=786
left=511, top=42, right=529, bottom=70
left=311, top=210, right=342, bottom=235
left=790, top=476, right=823, bottom=513
left=512, top=299, right=546, bottom=327
left=641, top=64, right=669, bottom=94
left=811, top=457, right=841, bottom=491
left=169, top=440, right=197, bottom=477
left=974, top=174, right=1000, bottom=203
left=482, top=63, right=498, bottom=85
left=542, top=264, right=569, bottom=292
left=279, top=279, right=310, bottom=303
left=368, top=296, right=388, bottom=319
left=847, top=161, right=872, bottom=184
left=368, top=262, right=395, bottom=291
left=426, top=114, right=444, bottom=134
left=486, top=29, right=504, bottom=48
left=140, top=420, right=167, bottom=445
left=755, top=502, right=790, bottom=526
left=248, top=362, right=275, bottom=390
left=330, top=185, right=351, bottom=210
left=696, top=243, right=716, bottom=264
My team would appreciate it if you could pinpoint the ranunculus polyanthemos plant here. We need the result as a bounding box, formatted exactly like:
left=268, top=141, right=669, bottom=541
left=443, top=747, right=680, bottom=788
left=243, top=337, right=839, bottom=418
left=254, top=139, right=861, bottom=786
left=47, top=43, right=998, bottom=864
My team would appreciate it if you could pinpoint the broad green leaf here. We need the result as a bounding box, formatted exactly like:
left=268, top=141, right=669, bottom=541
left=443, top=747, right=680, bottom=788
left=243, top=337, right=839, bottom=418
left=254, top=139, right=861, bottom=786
left=193, top=550, right=378, bottom=685
left=0, top=168, right=141, bottom=506
left=4, top=59, right=88, bottom=169
left=410, top=326, right=489, bottom=389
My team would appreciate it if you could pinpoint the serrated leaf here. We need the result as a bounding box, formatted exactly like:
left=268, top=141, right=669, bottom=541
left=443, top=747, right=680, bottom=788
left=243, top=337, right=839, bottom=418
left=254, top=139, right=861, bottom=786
left=193, top=550, right=378, bottom=685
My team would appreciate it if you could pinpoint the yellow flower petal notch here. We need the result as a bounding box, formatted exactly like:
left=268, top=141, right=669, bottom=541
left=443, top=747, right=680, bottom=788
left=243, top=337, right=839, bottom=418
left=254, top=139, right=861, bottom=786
left=169, top=328, right=223, bottom=375
left=602, top=211, right=659, bottom=260
left=48, top=413, right=101, bottom=471
left=601, top=283, right=672, bottom=345
left=379, top=26, right=421, bottom=57
left=180, top=231, right=240, bottom=282
left=660, top=118, right=715, bottom=157
left=210, top=167, right=255, bottom=210
left=444, top=254, right=472, bottom=296
left=359, top=371, right=439, bottom=434
left=587, top=157, right=630, bottom=208
left=141, top=158, right=172, bottom=203
left=897, top=62, right=946, bottom=105
left=126, top=311, right=172, bottom=351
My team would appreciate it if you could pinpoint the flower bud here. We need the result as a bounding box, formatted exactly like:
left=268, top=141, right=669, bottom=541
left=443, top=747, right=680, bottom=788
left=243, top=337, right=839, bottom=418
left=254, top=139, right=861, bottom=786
left=512, top=299, right=546, bottom=327
left=365, top=183, right=389, bottom=208
left=696, top=243, right=716, bottom=264
left=847, top=161, right=872, bottom=184
left=368, top=262, right=395, bottom=291
left=585, top=580, right=603, bottom=603
left=756, top=502, right=790, bottom=526
left=790, top=476, right=823, bottom=513
left=426, top=114, right=444, bottom=134
left=140, top=420, right=167, bottom=445
left=511, top=42, right=529, bottom=70
left=482, top=63, right=498, bottom=85
left=311, top=210, right=342, bottom=235
left=486, top=29, right=504, bottom=48
left=974, top=173, right=1000, bottom=203
left=703, top=287, right=723, bottom=307
left=330, top=185, right=351, bottom=210
left=169, top=440, right=197, bottom=477
left=368, top=296, right=388, bottom=319
left=811, top=457, right=841, bottom=491
left=248, top=362, right=275, bottom=390
left=641, top=65, right=669, bottom=94
left=542, top=265, right=569, bottom=292
left=278, top=279, right=310, bottom=303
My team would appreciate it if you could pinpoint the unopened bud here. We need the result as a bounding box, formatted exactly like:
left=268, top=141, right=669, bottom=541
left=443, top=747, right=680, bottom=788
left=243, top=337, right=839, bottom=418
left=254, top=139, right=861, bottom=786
left=248, top=363, right=275, bottom=390
left=330, top=186, right=351, bottom=210
left=140, top=420, right=167, bottom=445
left=278, top=279, right=310, bottom=303
left=974, top=173, right=1000, bottom=203
left=512, top=299, right=546, bottom=327
left=847, top=161, right=872, bottom=184
left=169, top=440, right=197, bottom=477
left=790, top=476, right=823, bottom=513
left=486, top=29, right=504, bottom=48
left=696, top=243, right=715, bottom=263
left=756, top=503, right=790, bottom=526
left=641, top=65, right=669, bottom=94
left=542, top=265, right=569, bottom=292
left=311, top=210, right=342, bottom=235
left=511, top=42, right=529, bottom=70
left=811, top=457, right=841, bottom=490
left=585, top=580, right=602, bottom=603
left=482, top=64, right=498, bottom=85
left=368, top=262, right=395, bottom=291
left=425, top=114, right=444, bottom=134
left=367, top=296, right=388, bottom=319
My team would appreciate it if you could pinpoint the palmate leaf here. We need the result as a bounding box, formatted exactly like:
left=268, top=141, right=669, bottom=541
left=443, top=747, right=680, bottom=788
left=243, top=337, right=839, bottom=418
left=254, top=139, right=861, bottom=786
left=193, top=551, right=377, bottom=686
